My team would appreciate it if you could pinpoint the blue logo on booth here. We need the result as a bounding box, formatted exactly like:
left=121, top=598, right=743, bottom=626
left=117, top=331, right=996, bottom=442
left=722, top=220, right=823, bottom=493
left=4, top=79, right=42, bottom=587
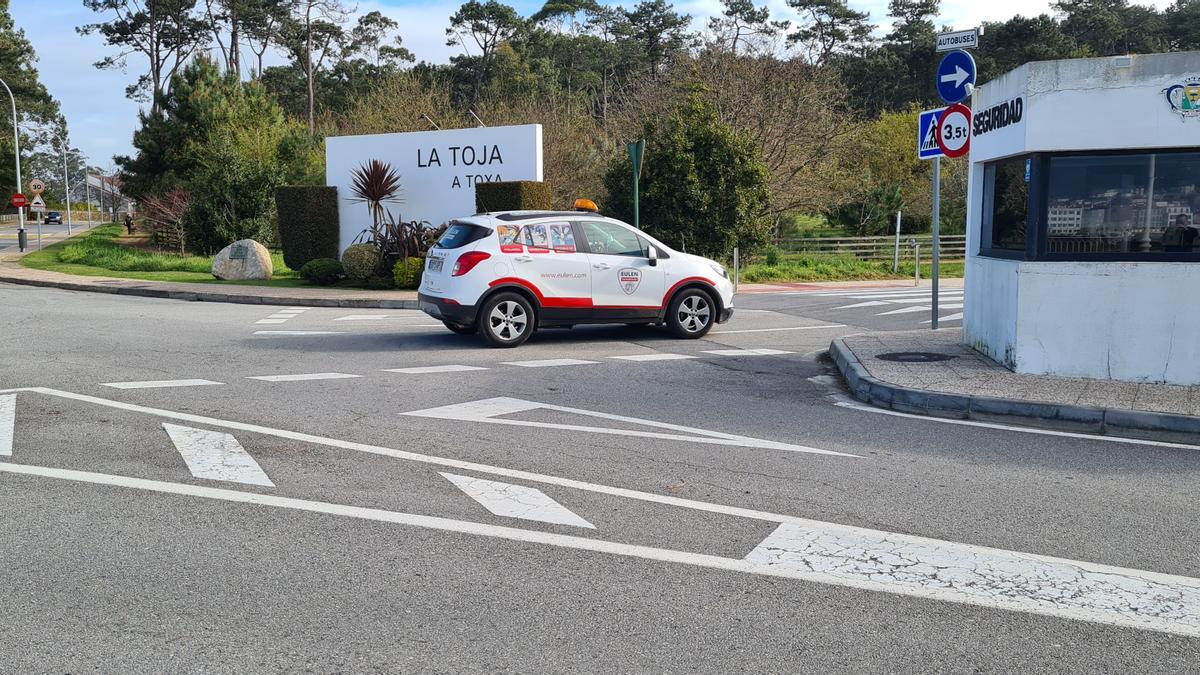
left=936, top=51, right=976, bottom=104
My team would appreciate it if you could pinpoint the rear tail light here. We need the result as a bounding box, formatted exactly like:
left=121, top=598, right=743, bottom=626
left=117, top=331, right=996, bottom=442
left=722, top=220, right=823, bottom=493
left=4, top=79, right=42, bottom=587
left=452, top=251, right=491, bottom=276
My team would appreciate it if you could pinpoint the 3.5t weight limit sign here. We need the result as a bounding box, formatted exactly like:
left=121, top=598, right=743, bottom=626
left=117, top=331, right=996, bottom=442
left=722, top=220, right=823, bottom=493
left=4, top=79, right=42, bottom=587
left=935, top=104, right=972, bottom=158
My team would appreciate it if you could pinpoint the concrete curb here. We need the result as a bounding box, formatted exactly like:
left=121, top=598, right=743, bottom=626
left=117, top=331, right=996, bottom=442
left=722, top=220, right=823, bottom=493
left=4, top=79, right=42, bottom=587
left=0, top=271, right=420, bottom=310
left=829, top=338, right=1200, bottom=443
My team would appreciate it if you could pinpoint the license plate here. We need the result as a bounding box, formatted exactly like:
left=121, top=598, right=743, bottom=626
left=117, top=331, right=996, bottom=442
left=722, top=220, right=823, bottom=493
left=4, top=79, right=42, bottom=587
left=428, top=257, right=444, bottom=273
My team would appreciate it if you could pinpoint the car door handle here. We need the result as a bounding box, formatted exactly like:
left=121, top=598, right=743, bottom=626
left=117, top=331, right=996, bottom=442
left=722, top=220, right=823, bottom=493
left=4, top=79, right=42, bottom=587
left=514, top=255, right=534, bottom=263
left=593, top=263, right=611, bottom=270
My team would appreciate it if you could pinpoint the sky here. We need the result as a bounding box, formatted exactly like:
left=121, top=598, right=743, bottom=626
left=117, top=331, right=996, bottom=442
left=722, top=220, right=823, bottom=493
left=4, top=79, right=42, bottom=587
left=8, top=0, right=1175, bottom=170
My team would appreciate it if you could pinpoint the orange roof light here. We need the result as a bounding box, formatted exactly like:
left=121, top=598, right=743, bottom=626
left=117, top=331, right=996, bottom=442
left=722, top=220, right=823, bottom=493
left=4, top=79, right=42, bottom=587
left=573, top=198, right=598, bottom=213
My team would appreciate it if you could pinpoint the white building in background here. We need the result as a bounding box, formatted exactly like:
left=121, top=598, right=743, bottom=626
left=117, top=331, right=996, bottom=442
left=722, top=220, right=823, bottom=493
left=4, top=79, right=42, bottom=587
left=964, top=52, right=1200, bottom=385
left=1046, top=207, right=1083, bottom=234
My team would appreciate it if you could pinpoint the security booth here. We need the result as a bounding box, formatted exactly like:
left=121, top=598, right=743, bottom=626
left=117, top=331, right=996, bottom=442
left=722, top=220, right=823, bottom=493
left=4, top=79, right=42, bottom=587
left=964, top=52, right=1200, bottom=385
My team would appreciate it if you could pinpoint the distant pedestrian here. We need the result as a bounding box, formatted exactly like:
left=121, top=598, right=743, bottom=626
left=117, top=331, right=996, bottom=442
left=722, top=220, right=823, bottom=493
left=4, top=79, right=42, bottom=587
left=124, top=213, right=134, bottom=235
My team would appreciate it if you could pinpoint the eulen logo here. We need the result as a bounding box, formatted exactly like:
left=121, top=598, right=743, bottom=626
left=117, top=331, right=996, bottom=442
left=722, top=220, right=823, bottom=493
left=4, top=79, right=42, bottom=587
left=618, top=268, right=641, bottom=295
left=1164, top=78, right=1200, bottom=121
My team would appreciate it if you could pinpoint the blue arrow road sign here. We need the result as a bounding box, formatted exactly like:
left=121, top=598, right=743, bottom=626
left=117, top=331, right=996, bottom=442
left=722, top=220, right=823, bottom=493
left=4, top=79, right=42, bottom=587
left=936, top=50, right=976, bottom=104
left=918, top=107, right=946, bottom=160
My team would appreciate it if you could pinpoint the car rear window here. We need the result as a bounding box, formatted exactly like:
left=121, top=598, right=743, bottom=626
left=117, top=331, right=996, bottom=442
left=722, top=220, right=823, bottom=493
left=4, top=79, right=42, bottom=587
left=434, top=223, right=491, bottom=249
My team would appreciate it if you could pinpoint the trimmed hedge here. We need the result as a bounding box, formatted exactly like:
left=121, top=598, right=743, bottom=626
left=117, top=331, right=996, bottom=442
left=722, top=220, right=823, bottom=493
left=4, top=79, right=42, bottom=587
left=299, top=258, right=343, bottom=286
left=474, top=181, right=553, bottom=213
left=276, top=186, right=340, bottom=270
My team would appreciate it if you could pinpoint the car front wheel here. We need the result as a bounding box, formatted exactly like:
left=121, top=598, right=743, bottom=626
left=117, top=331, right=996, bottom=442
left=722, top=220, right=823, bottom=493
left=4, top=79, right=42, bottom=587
left=479, top=292, right=535, bottom=347
left=666, top=288, right=716, bottom=339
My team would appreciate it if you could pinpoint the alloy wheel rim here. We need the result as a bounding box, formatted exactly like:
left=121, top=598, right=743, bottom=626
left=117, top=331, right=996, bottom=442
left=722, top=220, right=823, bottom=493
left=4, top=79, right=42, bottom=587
left=677, top=295, right=711, bottom=333
left=489, top=301, right=528, bottom=340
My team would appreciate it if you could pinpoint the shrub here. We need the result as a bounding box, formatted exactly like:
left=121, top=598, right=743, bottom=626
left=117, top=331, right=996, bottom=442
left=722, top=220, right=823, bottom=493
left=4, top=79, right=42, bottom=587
left=392, top=256, right=424, bottom=289
left=276, top=186, right=340, bottom=270
left=474, top=181, right=554, bottom=213
left=299, top=258, right=343, bottom=285
left=764, top=245, right=782, bottom=266
left=342, top=243, right=380, bottom=281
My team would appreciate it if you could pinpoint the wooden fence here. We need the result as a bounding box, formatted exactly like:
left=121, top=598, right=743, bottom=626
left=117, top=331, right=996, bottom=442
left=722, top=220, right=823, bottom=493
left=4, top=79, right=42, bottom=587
left=774, top=234, right=967, bottom=260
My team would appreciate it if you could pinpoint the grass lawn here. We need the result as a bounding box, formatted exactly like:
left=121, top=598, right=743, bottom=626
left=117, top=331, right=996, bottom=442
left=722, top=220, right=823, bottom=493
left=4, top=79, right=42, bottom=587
left=20, top=225, right=309, bottom=286
left=739, top=253, right=964, bottom=283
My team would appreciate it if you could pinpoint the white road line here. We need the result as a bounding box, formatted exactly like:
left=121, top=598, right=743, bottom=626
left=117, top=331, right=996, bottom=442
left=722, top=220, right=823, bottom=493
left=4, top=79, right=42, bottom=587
left=877, top=304, right=964, bottom=316
left=922, top=312, right=964, bottom=323
left=871, top=296, right=964, bottom=305
left=255, top=319, right=288, bottom=324
left=4, top=460, right=1199, bottom=638
left=702, top=349, right=794, bottom=357
left=502, top=359, right=599, bottom=368
left=832, top=397, right=1200, bottom=451
left=334, top=315, right=396, bottom=321
left=247, top=373, right=362, bottom=382
left=0, top=394, right=13, bottom=457
left=253, top=331, right=344, bottom=336
left=406, top=396, right=856, bottom=457
left=101, top=379, right=224, bottom=390
left=842, top=291, right=963, bottom=301
left=265, top=314, right=295, bottom=320
left=744, top=521, right=1200, bottom=638
left=441, top=472, right=595, bottom=528
left=276, top=309, right=306, bottom=314
left=711, top=324, right=847, bottom=335
left=384, top=365, right=489, bottom=374
left=833, top=301, right=891, bottom=309
left=161, top=423, right=274, bottom=487
left=609, top=353, right=695, bottom=362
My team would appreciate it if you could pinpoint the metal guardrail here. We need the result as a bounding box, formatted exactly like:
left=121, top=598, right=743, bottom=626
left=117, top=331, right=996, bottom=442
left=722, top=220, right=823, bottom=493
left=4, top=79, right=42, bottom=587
left=774, top=234, right=967, bottom=260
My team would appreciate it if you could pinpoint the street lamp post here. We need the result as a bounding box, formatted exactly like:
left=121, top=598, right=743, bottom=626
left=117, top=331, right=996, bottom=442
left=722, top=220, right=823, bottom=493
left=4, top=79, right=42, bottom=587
left=0, top=76, right=25, bottom=250
left=60, top=137, right=73, bottom=235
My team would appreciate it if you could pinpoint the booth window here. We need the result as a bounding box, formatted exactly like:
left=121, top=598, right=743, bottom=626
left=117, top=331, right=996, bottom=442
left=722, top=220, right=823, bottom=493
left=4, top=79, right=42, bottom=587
left=981, top=156, right=1029, bottom=254
left=1043, top=151, right=1200, bottom=259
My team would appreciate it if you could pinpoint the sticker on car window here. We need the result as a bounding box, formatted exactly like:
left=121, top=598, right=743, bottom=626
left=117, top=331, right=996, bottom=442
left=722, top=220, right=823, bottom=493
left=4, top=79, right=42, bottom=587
left=524, top=224, right=552, bottom=253
left=497, top=225, right=524, bottom=253
left=549, top=224, right=576, bottom=253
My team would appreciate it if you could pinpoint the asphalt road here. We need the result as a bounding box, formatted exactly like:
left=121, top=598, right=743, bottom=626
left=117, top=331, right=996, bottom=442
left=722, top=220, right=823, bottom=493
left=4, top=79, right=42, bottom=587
left=0, top=219, right=99, bottom=252
left=1, top=280, right=1198, bottom=672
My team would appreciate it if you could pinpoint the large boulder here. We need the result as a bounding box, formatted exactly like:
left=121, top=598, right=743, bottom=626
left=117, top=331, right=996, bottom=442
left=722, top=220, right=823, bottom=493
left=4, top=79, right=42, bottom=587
left=212, top=239, right=273, bottom=280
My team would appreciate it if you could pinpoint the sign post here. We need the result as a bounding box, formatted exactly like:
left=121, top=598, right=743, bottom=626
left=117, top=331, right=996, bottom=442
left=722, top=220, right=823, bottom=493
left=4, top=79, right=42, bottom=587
left=28, top=179, right=45, bottom=249
left=924, top=41, right=978, bottom=329
left=628, top=139, right=645, bottom=231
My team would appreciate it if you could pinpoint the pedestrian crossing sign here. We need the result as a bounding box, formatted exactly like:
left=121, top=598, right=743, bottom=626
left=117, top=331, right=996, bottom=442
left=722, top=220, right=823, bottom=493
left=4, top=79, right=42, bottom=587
left=918, top=107, right=947, bottom=160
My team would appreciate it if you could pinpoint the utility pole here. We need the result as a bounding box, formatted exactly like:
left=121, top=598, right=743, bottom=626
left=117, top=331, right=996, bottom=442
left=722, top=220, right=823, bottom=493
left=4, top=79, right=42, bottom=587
left=0, top=77, right=25, bottom=250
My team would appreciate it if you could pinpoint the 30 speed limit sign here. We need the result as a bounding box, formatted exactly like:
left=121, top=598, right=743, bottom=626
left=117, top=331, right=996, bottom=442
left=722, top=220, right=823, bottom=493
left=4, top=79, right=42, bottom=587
left=935, top=103, right=972, bottom=158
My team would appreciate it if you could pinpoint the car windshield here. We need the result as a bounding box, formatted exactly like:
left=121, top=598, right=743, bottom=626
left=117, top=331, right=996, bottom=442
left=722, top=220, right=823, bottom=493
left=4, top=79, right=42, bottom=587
left=435, top=222, right=490, bottom=249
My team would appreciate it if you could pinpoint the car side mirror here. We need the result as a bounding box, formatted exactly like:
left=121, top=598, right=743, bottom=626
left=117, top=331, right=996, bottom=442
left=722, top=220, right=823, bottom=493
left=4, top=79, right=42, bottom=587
left=648, top=246, right=658, bottom=267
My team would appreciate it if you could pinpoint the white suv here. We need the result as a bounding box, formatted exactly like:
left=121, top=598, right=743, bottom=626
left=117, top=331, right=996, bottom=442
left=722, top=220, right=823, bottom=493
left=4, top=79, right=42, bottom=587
left=418, top=208, right=735, bottom=347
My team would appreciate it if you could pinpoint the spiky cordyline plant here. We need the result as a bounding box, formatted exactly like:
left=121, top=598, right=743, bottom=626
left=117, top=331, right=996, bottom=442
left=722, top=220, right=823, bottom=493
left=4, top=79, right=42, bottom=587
left=348, top=159, right=403, bottom=230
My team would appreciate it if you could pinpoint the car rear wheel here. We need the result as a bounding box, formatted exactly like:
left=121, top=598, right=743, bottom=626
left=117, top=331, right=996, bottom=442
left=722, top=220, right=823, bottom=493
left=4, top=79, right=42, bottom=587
left=666, top=288, right=715, bottom=339
left=479, top=292, right=535, bottom=347
left=443, top=321, right=476, bottom=335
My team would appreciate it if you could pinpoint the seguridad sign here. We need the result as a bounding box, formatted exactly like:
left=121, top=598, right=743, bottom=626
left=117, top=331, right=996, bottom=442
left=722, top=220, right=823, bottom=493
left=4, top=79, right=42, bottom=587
left=326, top=124, right=543, bottom=254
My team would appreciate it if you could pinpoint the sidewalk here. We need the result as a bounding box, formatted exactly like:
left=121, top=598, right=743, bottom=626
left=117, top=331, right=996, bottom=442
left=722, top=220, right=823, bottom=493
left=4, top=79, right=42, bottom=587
left=830, top=329, right=1200, bottom=442
left=0, top=257, right=420, bottom=309
left=738, top=278, right=964, bottom=294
